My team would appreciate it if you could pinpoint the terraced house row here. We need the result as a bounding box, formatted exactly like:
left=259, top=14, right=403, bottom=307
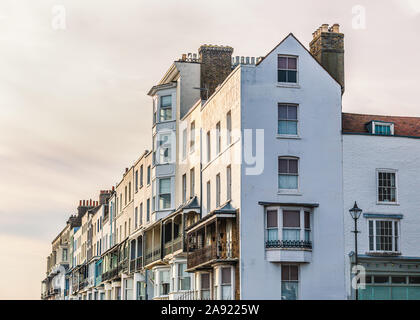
left=41, top=24, right=420, bottom=300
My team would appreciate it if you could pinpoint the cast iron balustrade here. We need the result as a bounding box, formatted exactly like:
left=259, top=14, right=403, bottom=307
left=163, top=237, right=184, bottom=257
left=119, top=259, right=128, bottom=274
left=145, top=247, right=161, bottom=266
left=102, top=271, right=109, bottom=281
left=129, top=259, right=136, bottom=272
left=187, top=239, right=238, bottom=270
left=135, top=257, right=143, bottom=271
left=265, top=240, right=312, bottom=249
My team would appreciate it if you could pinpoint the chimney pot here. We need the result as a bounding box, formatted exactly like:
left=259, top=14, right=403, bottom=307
left=321, top=24, right=329, bottom=32
left=332, top=23, right=340, bottom=33
left=182, top=53, right=186, bottom=61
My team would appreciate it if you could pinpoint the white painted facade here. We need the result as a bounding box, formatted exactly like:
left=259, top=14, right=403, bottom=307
left=343, top=134, right=420, bottom=299
left=239, top=34, right=346, bottom=299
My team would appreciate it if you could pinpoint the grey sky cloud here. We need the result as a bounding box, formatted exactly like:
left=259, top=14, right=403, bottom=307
left=0, top=0, right=419, bottom=299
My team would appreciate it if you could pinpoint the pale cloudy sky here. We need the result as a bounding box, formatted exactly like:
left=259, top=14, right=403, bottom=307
left=0, top=0, right=419, bottom=299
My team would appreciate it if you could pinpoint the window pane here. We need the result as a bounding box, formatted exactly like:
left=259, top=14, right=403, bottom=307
left=278, top=70, right=287, bottom=82
left=287, top=57, right=297, bottom=70
left=283, top=229, right=300, bottom=241
left=392, top=276, right=406, bottom=284
left=267, top=210, right=278, bottom=228
left=201, top=274, right=210, bottom=289
left=281, top=265, right=290, bottom=280
left=160, top=178, right=171, bottom=193
left=287, top=71, right=297, bottom=83
left=281, top=282, right=298, bottom=300
left=278, top=56, right=287, bottom=69
left=278, top=105, right=288, bottom=119
left=267, top=229, right=278, bottom=241
left=222, top=285, right=232, bottom=300
left=161, top=95, right=171, bottom=107
left=283, top=211, right=300, bottom=227
left=278, top=159, right=288, bottom=173
left=288, top=159, right=298, bottom=174
left=221, top=268, right=231, bottom=284
left=304, top=212, right=310, bottom=229
left=287, top=105, right=297, bottom=120
left=159, top=194, right=171, bottom=209
left=278, top=175, right=298, bottom=189
left=374, top=276, right=389, bottom=284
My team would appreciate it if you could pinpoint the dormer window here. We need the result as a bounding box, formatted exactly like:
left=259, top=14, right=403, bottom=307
left=366, top=121, right=394, bottom=136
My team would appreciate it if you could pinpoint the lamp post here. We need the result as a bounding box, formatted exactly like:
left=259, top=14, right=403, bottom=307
left=349, top=201, right=362, bottom=300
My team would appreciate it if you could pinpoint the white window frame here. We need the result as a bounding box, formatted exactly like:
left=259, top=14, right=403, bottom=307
left=157, top=132, right=173, bottom=164
left=371, top=121, right=394, bottom=136
left=278, top=156, right=300, bottom=194
left=216, top=122, right=221, bottom=155
left=277, top=103, right=299, bottom=138
left=159, top=95, right=173, bottom=122
left=158, top=177, right=172, bottom=210
left=216, top=173, right=221, bottom=208
left=190, top=167, right=195, bottom=198
left=190, top=121, right=196, bottom=153
left=376, top=169, right=398, bottom=205
left=265, top=207, right=313, bottom=246
left=281, top=264, right=299, bottom=300
left=226, top=111, right=232, bottom=145
left=367, top=218, right=400, bottom=253
left=182, top=128, right=187, bottom=160
left=226, top=165, right=232, bottom=201
left=277, top=55, right=299, bottom=86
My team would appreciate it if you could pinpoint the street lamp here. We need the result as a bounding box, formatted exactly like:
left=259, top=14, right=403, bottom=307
left=349, top=201, right=362, bottom=300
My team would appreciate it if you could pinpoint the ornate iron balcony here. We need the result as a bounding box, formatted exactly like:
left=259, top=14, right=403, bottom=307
left=265, top=240, right=312, bottom=249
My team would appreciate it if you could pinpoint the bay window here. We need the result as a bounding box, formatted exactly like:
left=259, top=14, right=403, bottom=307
left=265, top=207, right=312, bottom=248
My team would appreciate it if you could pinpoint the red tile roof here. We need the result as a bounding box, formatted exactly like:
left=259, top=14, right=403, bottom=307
left=342, top=113, right=420, bottom=137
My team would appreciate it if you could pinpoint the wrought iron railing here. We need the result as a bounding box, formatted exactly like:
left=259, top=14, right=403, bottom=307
left=187, top=239, right=238, bottom=269
left=265, top=240, right=312, bottom=249
left=145, top=247, right=161, bottom=266
left=129, top=260, right=136, bottom=273
left=135, top=257, right=143, bottom=271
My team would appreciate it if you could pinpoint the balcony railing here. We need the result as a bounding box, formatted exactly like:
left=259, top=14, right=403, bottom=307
left=265, top=240, right=312, bottom=249
left=163, top=237, right=184, bottom=257
left=144, top=247, right=161, bottom=266
left=118, top=259, right=128, bottom=274
left=135, top=257, right=143, bottom=271
left=187, top=240, right=237, bottom=270
left=102, top=271, right=109, bottom=281
left=130, top=259, right=136, bottom=272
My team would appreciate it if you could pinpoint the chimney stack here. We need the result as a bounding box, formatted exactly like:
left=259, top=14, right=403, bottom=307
left=198, top=45, right=234, bottom=100
left=309, top=23, right=345, bottom=93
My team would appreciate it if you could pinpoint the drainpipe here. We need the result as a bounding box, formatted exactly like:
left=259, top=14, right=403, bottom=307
left=200, top=127, right=203, bottom=218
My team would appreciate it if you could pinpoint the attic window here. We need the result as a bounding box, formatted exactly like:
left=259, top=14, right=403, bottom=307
left=278, top=56, right=298, bottom=83
left=366, top=121, right=394, bottom=136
